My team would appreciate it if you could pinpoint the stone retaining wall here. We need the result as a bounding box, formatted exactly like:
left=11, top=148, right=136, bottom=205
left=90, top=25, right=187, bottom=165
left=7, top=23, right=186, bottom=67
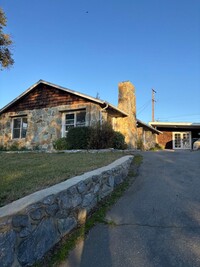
left=0, top=155, right=133, bottom=267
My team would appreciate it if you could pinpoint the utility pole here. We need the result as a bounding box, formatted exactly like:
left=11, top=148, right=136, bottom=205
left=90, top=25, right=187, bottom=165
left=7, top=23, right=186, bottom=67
left=152, top=88, right=156, bottom=121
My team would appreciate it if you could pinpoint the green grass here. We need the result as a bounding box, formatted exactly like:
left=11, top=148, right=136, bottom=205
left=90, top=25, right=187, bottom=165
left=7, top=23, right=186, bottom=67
left=0, top=151, right=128, bottom=207
left=34, top=155, right=142, bottom=267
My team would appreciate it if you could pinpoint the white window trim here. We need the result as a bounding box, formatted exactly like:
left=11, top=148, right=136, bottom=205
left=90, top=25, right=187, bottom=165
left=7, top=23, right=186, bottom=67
left=11, top=117, right=28, bottom=139
left=172, top=131, right=192, bottom=149
left=61, top=110, right=86, bottom=137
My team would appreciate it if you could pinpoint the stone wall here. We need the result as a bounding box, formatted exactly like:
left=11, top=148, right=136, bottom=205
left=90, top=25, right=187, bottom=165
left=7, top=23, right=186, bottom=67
left=0, top=155, right=133, bottom=267
left=137, top=127, right=157, bottom=150
left=0, top=103, right=102, bottom=150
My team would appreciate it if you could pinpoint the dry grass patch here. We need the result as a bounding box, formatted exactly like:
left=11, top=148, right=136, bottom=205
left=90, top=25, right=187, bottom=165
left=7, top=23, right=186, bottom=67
left=0, top=152, right=126, bottom=207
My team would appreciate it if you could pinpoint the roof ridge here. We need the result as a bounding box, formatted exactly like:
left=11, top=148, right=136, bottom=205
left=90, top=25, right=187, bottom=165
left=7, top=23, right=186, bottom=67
left=0, top=80, right=128, bottom=117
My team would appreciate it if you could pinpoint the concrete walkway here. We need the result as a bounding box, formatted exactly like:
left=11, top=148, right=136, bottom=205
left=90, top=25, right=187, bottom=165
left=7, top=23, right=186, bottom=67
left=61, top=150, right=200, bottom=267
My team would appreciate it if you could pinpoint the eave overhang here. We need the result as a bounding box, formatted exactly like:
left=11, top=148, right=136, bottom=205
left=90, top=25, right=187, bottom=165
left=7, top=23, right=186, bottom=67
left=0, top=80, right=127, bottom=117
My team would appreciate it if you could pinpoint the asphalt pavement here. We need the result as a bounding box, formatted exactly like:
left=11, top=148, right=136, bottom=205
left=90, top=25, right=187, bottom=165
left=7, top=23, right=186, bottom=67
left=61, top=150, right=200, bottom=267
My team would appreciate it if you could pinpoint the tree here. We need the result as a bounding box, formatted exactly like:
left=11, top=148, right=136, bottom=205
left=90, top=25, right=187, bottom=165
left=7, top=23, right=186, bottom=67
left=0, top=7, right=14, bottom=70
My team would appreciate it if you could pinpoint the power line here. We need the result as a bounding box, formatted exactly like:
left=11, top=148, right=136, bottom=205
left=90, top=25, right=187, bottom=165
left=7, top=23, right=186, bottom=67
left=137, top=99, right=151, bottom=112
left=137, top=100, right=151, bottom=115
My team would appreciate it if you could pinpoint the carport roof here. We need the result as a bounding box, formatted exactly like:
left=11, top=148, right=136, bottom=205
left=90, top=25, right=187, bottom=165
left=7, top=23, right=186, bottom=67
left=149, top=121, right=200, bottom=129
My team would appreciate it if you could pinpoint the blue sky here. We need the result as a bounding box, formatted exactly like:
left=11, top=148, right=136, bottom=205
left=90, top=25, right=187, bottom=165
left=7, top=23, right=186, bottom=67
left=0, top=0, right=200, bottom=123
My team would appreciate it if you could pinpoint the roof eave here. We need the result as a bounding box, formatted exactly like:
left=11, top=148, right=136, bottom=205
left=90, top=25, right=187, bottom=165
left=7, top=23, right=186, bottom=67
left=137, top=119, right=162, bottom=134
left=105, top=102, right=128, bottom=117
left=0, top=80, right=42, bottom=115
left=149, top=121, right=200, bottom=128
left=0, top=80, right=106, bottom=115
left=0, top=80, right=127, bottom=117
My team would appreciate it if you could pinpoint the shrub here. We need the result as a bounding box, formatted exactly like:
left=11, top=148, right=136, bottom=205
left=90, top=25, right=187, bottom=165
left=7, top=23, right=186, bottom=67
left=53, top=137, right=68, bottom=150
left=150, top=143, right=163, bottom=151
left=155, top=143, right=163, bottom=150
left=112, top=131, right=127, bottom=149
left=66, top=127, right=91, bottom=149
left=0, top=145, right=6, bottom=151
left=88, top=122, right=114, bottom=149
left=136, top=138, right=144, bottom=150
left=9, top=142, right=19, bottom=151
left=53, top=123, right=127, bottom=150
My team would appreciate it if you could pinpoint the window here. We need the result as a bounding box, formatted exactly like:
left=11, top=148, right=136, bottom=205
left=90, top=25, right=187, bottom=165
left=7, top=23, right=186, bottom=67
left=12, top=117, right=28, bottom=139
left=62, top=110, right=86, bottom=137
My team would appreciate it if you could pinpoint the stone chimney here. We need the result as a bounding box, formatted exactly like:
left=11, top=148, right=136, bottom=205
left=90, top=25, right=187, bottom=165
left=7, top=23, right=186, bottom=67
left=115, top=81, right=137, bottom=148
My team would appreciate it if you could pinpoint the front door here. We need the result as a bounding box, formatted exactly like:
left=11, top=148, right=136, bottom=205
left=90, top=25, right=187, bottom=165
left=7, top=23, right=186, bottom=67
left=173, top=132, right=191, bottom=149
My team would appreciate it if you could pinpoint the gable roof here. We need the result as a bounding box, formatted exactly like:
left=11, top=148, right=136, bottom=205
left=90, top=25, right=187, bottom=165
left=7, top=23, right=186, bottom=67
left=0, top=80, right=128, bottom=117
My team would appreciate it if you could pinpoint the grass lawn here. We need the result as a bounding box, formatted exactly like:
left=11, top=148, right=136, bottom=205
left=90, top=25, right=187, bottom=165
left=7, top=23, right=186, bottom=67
left=0, top=151, right=127, bottom=207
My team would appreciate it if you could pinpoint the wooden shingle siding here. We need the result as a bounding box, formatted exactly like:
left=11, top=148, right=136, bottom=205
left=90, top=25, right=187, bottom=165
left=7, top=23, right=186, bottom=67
left=6, top=84, right=88, bottom=112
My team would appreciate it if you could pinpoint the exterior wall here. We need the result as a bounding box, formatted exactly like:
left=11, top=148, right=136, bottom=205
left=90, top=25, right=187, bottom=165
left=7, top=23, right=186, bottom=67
left=115, top=81, right=137, bottom=148
left=6, top=84, right=88, bottom=112
left=0, top=107, right=61, bottom=150
left=144, top=130, right=157, bottom=149
left=0, top=155, right=133, bottom=267
left=157, top=131, right=173, bottom=149
left=0, top=102, right=102, bottom=150
left=137, top=127, right=157, bottom=150
left=156, top=127, right=200, bottom=149
left=0, top=81, right=148, bottom=150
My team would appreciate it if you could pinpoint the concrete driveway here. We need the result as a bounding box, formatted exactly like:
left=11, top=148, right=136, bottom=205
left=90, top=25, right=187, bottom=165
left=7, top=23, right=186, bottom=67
left=63, top=150, right=200, bottom=267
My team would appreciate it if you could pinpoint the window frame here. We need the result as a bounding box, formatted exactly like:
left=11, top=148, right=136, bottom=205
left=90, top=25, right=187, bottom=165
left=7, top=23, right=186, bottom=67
left=62, top=110, right=86, bottom=137
left=12, top=117, right=28, bottom=139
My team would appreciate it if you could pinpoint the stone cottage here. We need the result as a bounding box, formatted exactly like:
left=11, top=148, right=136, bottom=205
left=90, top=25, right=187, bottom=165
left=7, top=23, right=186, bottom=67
left=0, top=80, right=159, bottom=150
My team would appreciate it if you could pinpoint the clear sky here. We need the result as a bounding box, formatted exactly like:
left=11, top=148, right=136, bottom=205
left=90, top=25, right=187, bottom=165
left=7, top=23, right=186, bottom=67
left=0, top=0, right=200, bottom=123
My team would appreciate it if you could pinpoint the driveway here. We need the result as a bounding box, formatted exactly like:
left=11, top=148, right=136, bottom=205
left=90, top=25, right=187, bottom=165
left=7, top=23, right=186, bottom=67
left=62, top=150, right=200, bottom=267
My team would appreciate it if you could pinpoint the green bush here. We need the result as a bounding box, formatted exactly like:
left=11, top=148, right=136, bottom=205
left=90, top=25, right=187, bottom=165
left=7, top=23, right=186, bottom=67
left=112, top=131, right=127, bottom=149
left=88, top=122, right=114, bottom=149
left=136, top=138, right=144, bottom=150
left=150, top=143, right=163, bottom=151
left=9, top=142, right=19, bottom=151
left=53, top=137, right=68, bottom=150
left=0, top=145, right=6, bottom=151
left=0, top=143, right=29, bottom=151
left=66, top=127, right=91, bottom=149
left=53, top=123, right=127, bottom=150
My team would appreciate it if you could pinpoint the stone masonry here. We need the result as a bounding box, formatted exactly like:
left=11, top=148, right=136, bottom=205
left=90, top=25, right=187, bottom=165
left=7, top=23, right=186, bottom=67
left=0, top=80, right=142, bottom=150
left=0, top=155, right=133, bottom=267
left=0, top=103, right=102, bottom=150
left=115, top=81, right=137, bottom=148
